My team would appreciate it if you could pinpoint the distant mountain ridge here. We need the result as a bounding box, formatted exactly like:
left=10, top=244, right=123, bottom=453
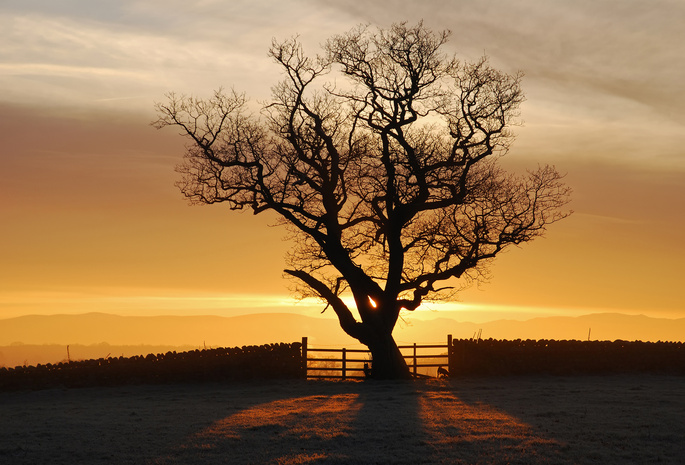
left=0, top=312, right=343, bottom=347
left=2, top=312, right=683, bottom=367
left=2, top=311, right=683, bottom=347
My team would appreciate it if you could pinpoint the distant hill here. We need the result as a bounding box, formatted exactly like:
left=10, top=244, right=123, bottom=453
left=0, top=343, right=201, bottom=368
left=0, top=312, right=346, bottom=347
left=423, top=313, right=685, bottom=344
left=2, top=311, right=684, bottom=367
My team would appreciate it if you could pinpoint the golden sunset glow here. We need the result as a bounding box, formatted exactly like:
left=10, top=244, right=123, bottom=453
left=1, top=0, right=684, bottom=349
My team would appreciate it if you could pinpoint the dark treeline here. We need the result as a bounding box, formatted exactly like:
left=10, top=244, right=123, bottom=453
left=450, top=339, right=685, bottom=375
left=0, top=342, right=303, bottom=391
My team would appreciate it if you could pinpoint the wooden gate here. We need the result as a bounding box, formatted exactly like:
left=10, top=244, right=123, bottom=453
left=302, top=335, right=453, bottom=379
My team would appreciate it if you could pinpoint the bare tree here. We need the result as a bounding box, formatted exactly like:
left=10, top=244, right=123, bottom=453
left=153, top=22, right=571, bottom=378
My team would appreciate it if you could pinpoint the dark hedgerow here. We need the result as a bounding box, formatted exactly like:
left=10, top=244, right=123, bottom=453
left=2, top=338, right=683, bottom=390
left=0, top=342, right=303, bottom=391
left=449, top=339, right=685, bottom=376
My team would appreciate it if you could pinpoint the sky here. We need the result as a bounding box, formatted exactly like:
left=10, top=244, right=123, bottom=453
left=1, top=0, right=684, bottom=331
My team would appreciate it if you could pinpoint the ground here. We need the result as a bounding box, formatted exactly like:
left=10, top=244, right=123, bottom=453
left=1, top=375, right=683, bottom=464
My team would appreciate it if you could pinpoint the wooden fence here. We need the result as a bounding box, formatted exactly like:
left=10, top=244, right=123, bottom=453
left=302, top=335, right=453, bottom=379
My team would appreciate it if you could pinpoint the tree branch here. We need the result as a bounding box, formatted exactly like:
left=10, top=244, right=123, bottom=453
left=284, top=269, right=370, bottom=343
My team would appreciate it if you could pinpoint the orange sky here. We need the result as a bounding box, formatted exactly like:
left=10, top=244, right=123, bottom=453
left=1, top=1, right=684, bottom=338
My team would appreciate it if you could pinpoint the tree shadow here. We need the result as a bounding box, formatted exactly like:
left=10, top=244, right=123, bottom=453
left=1, top=382, right=312, bottom=465
left=414, top=380, right=567, bottom=464
left=11, top=370, right=679, bottom=463
left=151, top=379, right=578, bottom=464
left=150, top=381, right=364, bottom=464
left=445, top=374, right=685, bottom=464
left=349, top=379, right=569, bottom=464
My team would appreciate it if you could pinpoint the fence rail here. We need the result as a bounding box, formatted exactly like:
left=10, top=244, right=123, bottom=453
left=302, top=335, right=453, bottom=380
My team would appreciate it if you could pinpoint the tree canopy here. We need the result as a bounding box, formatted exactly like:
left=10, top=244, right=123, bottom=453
left=154, top=22, right=571, bottom=378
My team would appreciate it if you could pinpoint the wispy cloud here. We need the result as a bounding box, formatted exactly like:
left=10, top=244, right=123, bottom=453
left=0, top=63, right=150, bottom=79
left=2, top=17, right=236, bottom=110
left=0, top=1, right=357, bottom=111
left=318, top=0, right=685, bottom=127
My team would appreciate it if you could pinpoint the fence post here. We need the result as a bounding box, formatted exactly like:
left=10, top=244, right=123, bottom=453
left=413, top=343, right=417, bottom=375
left=301, top=337, right=308, bottom=379
left=342, top=348, right=347, bottom=380
left=447, top=334, right=453, bottom=374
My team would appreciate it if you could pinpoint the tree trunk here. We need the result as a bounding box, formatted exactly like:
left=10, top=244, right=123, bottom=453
left=366, top=331, right=411, bottom=379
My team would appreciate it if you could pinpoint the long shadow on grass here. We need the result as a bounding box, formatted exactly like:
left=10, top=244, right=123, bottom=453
left=151, top=380, right=370, bottom=464
left=147, top=376, right=685, bottom=465
left=346, top=379, right=572, bottom=465
left=415, top=379, right=568, bottom=464
left=150, top=379, right=586, bottom=465
left=445, top=374, right=685, bottom=464
left=151, top=380, right=428, bottom=464
left=4, top=377, right=577, bottom=465
left=0, top=381, right=317, bottom=465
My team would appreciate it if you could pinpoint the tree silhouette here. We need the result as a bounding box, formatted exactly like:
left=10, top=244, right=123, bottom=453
left=154, top=22, right=571, bottom=378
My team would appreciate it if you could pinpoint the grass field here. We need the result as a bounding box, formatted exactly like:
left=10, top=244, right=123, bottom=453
left=1, top=375, right=683, bottom=464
